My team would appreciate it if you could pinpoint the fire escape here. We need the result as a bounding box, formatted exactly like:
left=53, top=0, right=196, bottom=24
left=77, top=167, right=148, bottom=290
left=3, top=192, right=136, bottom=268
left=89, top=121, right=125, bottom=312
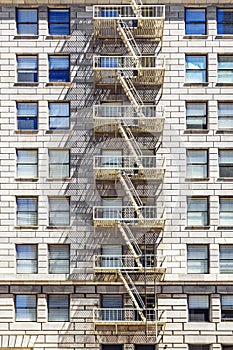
left=92, top=0, right=166, bottom=341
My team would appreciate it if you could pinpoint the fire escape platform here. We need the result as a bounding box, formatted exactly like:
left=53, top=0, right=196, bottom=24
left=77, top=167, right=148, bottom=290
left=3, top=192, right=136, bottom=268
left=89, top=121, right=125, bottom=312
left=93, top=155, right=166, bottom=182
left=93, top=5, right=165, bottom=40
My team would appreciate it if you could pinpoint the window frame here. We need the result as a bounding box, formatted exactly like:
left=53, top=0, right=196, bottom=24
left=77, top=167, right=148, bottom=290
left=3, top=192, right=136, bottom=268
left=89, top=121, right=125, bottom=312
left=219, top=149, right=233, bottom=178
left=17, top=101, right=38, bottom=131
left=16, top=8, right=38, bottom=36
left=16, top=244, right=38, bottom=274
left=187, top=245, right=209, bottom=274
left=218, top=102, right=233, bottom=130
left=187, top=197, right=209, bottom=227
left=219, top=197, right=233, bottom=226
left=48, top=244, right=70, bottom=274
left=48, top=149, right=70, bottom=178
left=186, top=149, right=208, bottom=179
left=217, top=8, right=233, bottom=35
left=218, top=55, right=233, bottom=83
left=186, top=101, right=208, bottom=130
left=16, top=149, right=38, bottom=179
left=17, top=55, right=38, bottom=83
left=185, top=55, right=207, bottom=84
left=185, top=8, right=207, bottom=36
left=48, top=197, right=70, bottom=227
left=48, top=55, right=70, bottom=83
left=15, top=294, right=37, bottom=322
left=188, top=295, right=210, bottom=322
left=219, top=245, right=233, bottom=274
left=221, top=295, right=233, bottom=321
left=16, top=196, right=38, bottom=227
left=48, top=101, right=70, bottom=130
left=48, top=294, right=70, bottom=322
left=48, top=8, right=70, bottom=36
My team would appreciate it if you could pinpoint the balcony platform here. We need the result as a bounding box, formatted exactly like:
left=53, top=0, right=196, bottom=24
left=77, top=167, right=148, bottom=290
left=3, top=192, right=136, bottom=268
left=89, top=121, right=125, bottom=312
left=93, top=5, right=165, bottom=40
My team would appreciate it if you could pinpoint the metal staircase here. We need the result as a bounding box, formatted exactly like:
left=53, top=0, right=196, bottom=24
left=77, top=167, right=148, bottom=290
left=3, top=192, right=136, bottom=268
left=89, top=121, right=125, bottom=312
left=129, top=0, right=143, bottom=18
left=118, top=269, right=146, bottom=322
left=117, top=20, right=141, bottom=64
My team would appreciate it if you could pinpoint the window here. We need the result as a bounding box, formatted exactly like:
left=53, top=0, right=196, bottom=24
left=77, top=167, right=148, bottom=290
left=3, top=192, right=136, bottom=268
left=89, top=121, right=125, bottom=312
left=49, top=149, right=70, bottom=178
left=17, top=56, right=38, bottom=83
left=188, top=295, right=209, bottom=322
left=218, top=56, right=233, bottom=83
left=219, top=150, right=233, bottom=177
left=186, top=150, right=208, bottom=178
left=218, top=102, right=233, bottom=129
left=187, top=197, right=209, bottom=226
left=48, top=295, right=69, bottom=321
left=16, top=197, right=38, bottom=227
left=101, top=245, right=122, bottom=268
left=101, top=57, right=119, bottom=68
left=101, top=150, right=122, bottom=168
left=49, top=102, right=70, bottom=130
left=102, top=346, right=123, bottom=350
left=16, top=9, right=38, bottom=35
left=49, top=56, right=69, bottom=82
left=15, top=295, right=37, bottom=321
left=49, top=197, right=70, bottom=226
left=101, top=295, right=123, bottom=321
left=189, top=346, right=209, bottom=350
left=17, top=102, right=38, bottom=130
left=217, top=9, right=233, bottom=35
left=185, top=8, right=206, bottom=35
left=186, top=102, right=207, bottom=130
left=219, top=197, right=233, bottom=226
left=220, top=245, right=233, bottom=273
left=102, top=198, right=123, bottom=219
left=135, top=346, right=155, bottom=350
left=16, top=244, right=37, bottom=273
left=48, top=9, right=70, bottom=35
left=186, top=55, right=207, bottom=83
left=187, top=245, right=208, bottom=274
left=17, top=149, right=38, bottom=178
left=139, top=244, right=155, bottom=268
left=49, top=244, right=70, bottom=274
left=222, top=295, right=233, bottom=321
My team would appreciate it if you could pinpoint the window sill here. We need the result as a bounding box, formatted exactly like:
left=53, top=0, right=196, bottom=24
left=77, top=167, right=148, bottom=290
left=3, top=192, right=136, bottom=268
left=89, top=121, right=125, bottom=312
left=184, top=82, right=209, bottom=86
left=216, top=83, right=233, bottom=86
left=183, top=35, right=208, bottom=39
left=14, top=82, right=39, bottom=87
left=185, top=226, right=210, bottom=230
left=185, top=178, right=210, bottom=182
left=184, top=129, right=209, bottom=134
left=15, top=178, right=39, bottom=181
left=215, top=35, right=233, bottom=39
left=46, top=35, right=71, bottom=39
left=45, top=130, right=71, bottom=134
left=14, top=35, right=39, bottom=39
left=15, top=226, right=39, bottom=229
left=46, top=82, right=72, bottom=87
left=14, top=130, right=39, bottom=134
left=47, top=178, right=71, bottom=181
left=46, top=225, right=71, bottom=229
left=216, top=129, right=233, bottom=134
left=217, top=177, right=233, bottom=181
left=217, top=226, right=233, bottom=230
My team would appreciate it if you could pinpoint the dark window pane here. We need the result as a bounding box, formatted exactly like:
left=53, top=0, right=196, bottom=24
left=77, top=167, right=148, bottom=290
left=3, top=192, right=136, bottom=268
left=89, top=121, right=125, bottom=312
left=17, top=117, right=38, bottom=130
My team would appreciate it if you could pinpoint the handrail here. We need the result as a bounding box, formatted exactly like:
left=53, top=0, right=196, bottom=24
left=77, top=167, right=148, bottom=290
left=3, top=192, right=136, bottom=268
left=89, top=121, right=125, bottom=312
left=93, top=5, right=165, bottom=19
left=93, top=155, right=165, bottom=170
left=93, top=206, right=164, bottom=220
left=93, top=55, right=165, bottom=69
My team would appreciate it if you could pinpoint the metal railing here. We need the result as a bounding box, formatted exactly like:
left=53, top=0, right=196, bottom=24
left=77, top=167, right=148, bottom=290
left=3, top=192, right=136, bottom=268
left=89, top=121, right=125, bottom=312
left=93, top=308, right=163, bottom=323
left=94, top=155, right=165, bottom=170
left=93, top=55, right=164, bottom=70
left=93, top=254, right=166, bottom=270
left=93, top=206, right=164, bottom=221
left=93, top=5, right=165, bottom=19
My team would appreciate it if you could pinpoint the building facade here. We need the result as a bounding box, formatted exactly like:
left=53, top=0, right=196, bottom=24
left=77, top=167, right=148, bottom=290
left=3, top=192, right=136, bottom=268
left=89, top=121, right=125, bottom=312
left=0, top=0, right=233, bottom=349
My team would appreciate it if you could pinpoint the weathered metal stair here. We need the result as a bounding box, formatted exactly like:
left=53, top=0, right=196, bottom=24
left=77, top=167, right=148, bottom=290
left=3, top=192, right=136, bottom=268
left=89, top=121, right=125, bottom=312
left=118, top=122, right=143, bottom=167
left=118, top=268, right=146, bottom=321
left=129, top=0, right=143, bottom=19
left=118, top=221, right=143, bottom=268
left=117, top=20, right=141, bottom=65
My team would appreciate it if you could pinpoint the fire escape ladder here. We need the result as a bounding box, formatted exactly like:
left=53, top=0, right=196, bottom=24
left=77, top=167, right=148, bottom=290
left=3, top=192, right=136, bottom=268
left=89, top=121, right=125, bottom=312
left=118, top=171, right=143, bottom=218
left=118, top=268, right=146, bottom=322
left=117, top=122, right=142, bottom=165
left=117, top=73, right=145, bottom=118
left=129, top=0, right=143, bottom=19
left=118, top=221, right=143, bottom=268
left=117, top=19, right=141, bottom=64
